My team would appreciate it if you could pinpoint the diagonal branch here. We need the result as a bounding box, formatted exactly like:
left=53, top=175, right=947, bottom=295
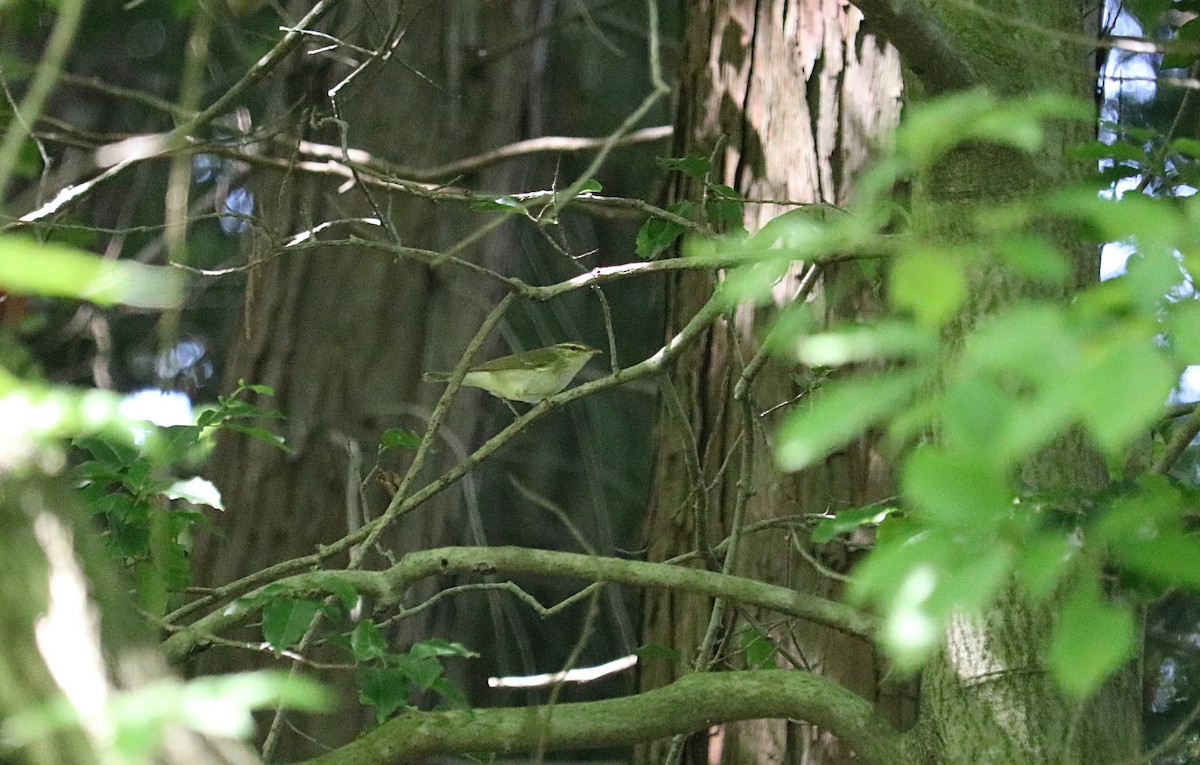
left=852, top=0, right=978, bottom=94
left=294, top=670, right=910, bottom=765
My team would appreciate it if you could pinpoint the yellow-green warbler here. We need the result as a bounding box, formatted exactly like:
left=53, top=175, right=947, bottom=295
left=423, top=342, right=600, bottom=403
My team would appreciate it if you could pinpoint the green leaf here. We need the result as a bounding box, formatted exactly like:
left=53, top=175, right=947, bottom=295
left=1122, top=0, right=1173, bottom=25
left=324, top=576, right=359, bottom=610
left=657, top=155, right=712, bottom=177
left=134, top=562, right=169, bottom=617
left=235, top=380, right=276, bottom=396
left=578, top=178, right=602, bottom=194
left=890, top=248, right=967, bottom=326
left=993, top=234, right=1069, bottom=284
left=775, top=370, right=926, bottom=472
left=1163, top=17, right=1200, bottom=70
left=811, top=504, right=897, bottom=543
left=706, top=184, right=745, bottom=226
left=1167, top=298, right=1200, bottom=362
left=1093, top=477, right=1200, bottom=590
left=940, top=377, right=1017, bottom=456
left=224, top=423, right=293, bottom=454
left=394, top=654, right=444, bottom=690
left=1070, top=139, right=1147, bottom=163
left=357, top=666, right=412, bottom=724
left=635, top=201, right=692, bottom=259
left=880, top=564, right=944, bottom=671
left=901, top=445, right=1013, bottom=528
left=633, top=643, right=680, bottom=661
left=1016, top=534, right=1075, bottom=600
left=261, top=598, right=320, bottom=654
left=1068, top=335, right=1176, bottom=455
left=930, top=543, right=1013, bottom=614
left=409, top=638, right=479, bottom=659
left=380, top=427, right=421, bottom=451
left=0, top=236, right=185, bottom=308
left=717, top=258, right=791, bottom=306
left=737, top=626, right=778, bottom=669
left=350, top=620, right=388, bottom=662
left=470, top=196, right=527, bottom=214
left=961, top=303, right=1073, bottom=381
left=154, top=425, right=203, bottom=462
left=792, top=321, right=936, bottom=366
left=1047, top=576, right=1135, bottom=698
left=1048, top=189, right=1181, bottom=254
left=1171, top=136, right=1200, bottom=160
left=428, top=676, right=470, bottom=710
left=75, top=435, right=138, bottom=470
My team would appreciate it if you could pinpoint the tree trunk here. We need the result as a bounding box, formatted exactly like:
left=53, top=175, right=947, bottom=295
left=905, top=2, right=1142, bottom=760
left=190, top=2, right=547, bottom=759
left=640, top=3, right=903, bottom=765
left=645, top=2, right=1142, bottom=765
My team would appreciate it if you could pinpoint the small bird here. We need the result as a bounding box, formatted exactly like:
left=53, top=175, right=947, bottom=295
left=423, top=342, right=601, bottom=404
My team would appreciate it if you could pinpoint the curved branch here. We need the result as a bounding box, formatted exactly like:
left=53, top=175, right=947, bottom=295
left=163, top=546, right=875, bottom=661
left=294, top=670, right=909, bottom=765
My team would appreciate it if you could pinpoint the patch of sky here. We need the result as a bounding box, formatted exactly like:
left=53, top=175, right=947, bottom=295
left=220, top=187, right=254, bottom=235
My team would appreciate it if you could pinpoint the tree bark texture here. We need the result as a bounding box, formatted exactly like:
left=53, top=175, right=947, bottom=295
left=644, top=1, right=1143, bottom=764
left=190, top=2, right=549, bottom=759
left=906, top=2, right=1142, bottom=761
left=640, top=3, right=903, bottom=765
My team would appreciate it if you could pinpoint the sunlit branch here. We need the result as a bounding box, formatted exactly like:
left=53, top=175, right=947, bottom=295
left=296, top=670, right=907, bottom=765
left=295, top=125, right=672, bottom=181
left=94, top=0, right=346, bottom=167
left=162, top=546, right=876, bottom=661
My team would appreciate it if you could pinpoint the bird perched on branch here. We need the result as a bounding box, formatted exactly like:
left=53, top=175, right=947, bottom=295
left=423, top=342, right=600, bottom=404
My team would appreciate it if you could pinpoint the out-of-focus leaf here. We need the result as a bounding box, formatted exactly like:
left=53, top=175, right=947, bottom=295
left=811, top=504, right=897, bottom=543
left=993, top=233, right=1069, bottom=284
left=1067, top=334, right=1175, bottom=456
left=1167, top=298, right=1200, bottom=362
left=657, top=155, right=711, bottom=177
left=890, top=248, right=967, bottom=326
left=1047, top=576, right=1135, bottom=698
left=1016, top=534, right=1075, bottom=600
left=634, top=643, right=680, bottom=661
left=792, top=321, right=936, bottom=366
left=901, top=446, right=1013, bottom=528
left=776, top=370, right=926, bottom=472
left=380, top=427, right=421, bottom=451
left=0, top=237, right=184, bottom=308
